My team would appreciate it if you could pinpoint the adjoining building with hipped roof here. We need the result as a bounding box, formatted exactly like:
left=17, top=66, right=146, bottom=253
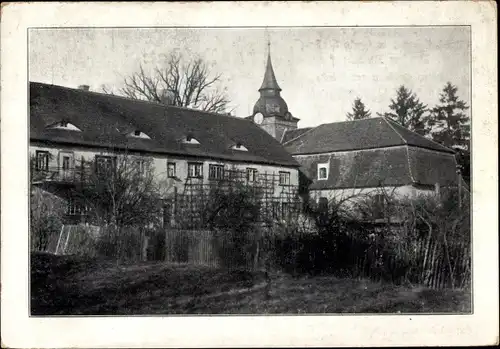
left=245, top=47, right=466, bottom=209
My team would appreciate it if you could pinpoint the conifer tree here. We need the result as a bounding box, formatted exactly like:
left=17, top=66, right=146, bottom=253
left=428, top=82, right=470, bottom=150
left=377, top=85, right=429, bottom=136
left=346, top=97, right=372, bottom=121
left=428, top=82, right=471, bottom=186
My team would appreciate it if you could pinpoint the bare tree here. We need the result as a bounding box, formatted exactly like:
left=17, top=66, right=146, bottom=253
left=68, top=154, right=172, bottom=261
left=104, top=53, right=232, bottom=113
left=72, top=155, right=165, bottom=227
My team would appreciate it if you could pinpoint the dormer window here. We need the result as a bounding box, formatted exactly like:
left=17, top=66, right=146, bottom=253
left=183, top=135, right=200, bottom=144
left=47, top=120, right=81, bottom=132
left=128, top=130, right=151, bottom=139
left=318, top=163, right=329, bottom=180
left=231, top=143, right=248, bottom=151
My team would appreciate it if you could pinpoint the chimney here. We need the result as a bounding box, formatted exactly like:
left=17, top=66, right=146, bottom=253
left=78, top=84, right=90, bottom=91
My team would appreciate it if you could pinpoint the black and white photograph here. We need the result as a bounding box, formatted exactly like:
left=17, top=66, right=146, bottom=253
left=28, top=25, right=473, bottom=315
left=1, top=2, right=498, bottom=348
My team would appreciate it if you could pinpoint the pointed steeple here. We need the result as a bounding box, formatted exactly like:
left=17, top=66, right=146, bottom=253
left=259, top=41, right=281, bottom=92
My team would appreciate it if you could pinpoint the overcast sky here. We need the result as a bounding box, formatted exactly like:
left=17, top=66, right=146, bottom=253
left=29, top=27, right=470, bottom=128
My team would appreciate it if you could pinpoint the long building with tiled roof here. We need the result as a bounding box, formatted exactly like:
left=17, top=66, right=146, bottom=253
left=30, top=82, right=299, bottom=168
left=30, top=81, right=301, bottom=225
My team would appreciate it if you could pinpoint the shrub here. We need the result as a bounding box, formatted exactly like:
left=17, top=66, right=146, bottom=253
left=30, top=187, right=65, bottom=252
left=202, top=182, right=263, bottom=270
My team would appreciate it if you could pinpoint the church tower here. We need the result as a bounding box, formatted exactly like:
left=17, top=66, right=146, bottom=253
left=250, top=42, right=299, bottom=142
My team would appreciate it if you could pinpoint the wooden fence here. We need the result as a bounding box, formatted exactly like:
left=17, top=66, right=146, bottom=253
left=164, top=229, right=219, bottom=267
left=164, top=229, right=258, bottom=270
left=340, top=232, right=471, bottom=290
left=38, top=224, right=471, bottom=290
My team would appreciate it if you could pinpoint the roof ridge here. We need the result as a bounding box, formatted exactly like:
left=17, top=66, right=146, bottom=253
left=321, top=117, right=385, bottom=126
left=282, top=125, right=320, bottom=145
left=384, top=116, right=456, bottom=154
left=382, top=117, right=415, bottom=182
left=404, top=145, right=416, bottom=183
left=30, top=81, right=238, bottom=120
left=279, top=127, right=289, bottom=144
left=382, top=117, right=407, bottom=145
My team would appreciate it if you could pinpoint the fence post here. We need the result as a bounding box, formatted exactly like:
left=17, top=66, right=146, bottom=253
left=55, top=225, right=64, bottom=255
left=142, top=233, right=149, bottom=262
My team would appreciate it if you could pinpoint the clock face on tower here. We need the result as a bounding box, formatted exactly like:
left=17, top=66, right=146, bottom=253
left=254, top=112, right=264, bottom=125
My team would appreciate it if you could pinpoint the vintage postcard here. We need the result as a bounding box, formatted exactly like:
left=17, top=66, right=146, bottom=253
left=1, top=1, right=498, bottom=348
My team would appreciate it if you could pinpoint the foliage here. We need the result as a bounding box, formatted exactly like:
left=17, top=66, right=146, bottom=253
left=202, top=182, right=264, bottom=269
left=273, top=187, right=470, bottom=289
left=428, top=82, right=470, bottom=150
left=427, top=82, right=471, bottom=184
left=202, top=181, right=263, bottom=231
left=346, top=97, right=372, bottom=121
left=377, top=85, right=429, bottom=136
left=102, top=52, right=231, bottom=113
left=454, top=147, right=471, bottom=186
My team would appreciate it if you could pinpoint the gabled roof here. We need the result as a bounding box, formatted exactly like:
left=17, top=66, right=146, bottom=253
left=284, top=117, right=454, bottom=155
left=29, top=82, right=299, bottom=168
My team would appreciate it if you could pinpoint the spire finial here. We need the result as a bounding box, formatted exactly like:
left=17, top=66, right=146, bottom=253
left=265, top=29, right=271, bottom=55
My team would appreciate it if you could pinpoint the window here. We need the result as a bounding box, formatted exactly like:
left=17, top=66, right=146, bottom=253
left=35, top=151, right=50, bottom=171
left=188, top=162, right=203, bottom=178
left=183, top=135, right=200, bottom=144
left=246, top=168, right=258, bottom=182
left=279, top=171, right=290, bottom=185
left=231, top=143, right=249, bottom=151
left=48, top=121, right=82, bottom=132
left=135, top=159, right=146, bottom=174
left=67, top=197, right=87, bottom=216
left=319, top=197, right=329, bottom=213
left=129, top=130, right=151, bottom=139
left=167, top=162, right=176, bottom=178
left=318, top=163, right=329, bottom=180
left=209, top=164, right=225, bottom=180
left=373, top=194, right=386, bottom=219
left=62, top=156, right=71, bottom=170
left=281, top=202, right=290, bottom=220
left=95, top=155, right=116, bottom=175
left=272, top=202, right=280, bottom=219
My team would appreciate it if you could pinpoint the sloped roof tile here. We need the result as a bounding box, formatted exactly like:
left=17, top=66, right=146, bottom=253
left=30, top=82, right=299, bottom=168
left=297, top=147, right=414, bottom=189
left=284, top=117, right=455, bottom=155
left=296, top=145, right=459, bottom=189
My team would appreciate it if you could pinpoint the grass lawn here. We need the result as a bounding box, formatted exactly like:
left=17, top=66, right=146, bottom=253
left=31, top=252, right=471, bottom=315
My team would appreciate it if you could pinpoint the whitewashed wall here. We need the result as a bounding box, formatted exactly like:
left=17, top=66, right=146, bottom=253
left=30, top=143, right=299, bottom=200
left=309, top=185, right=438, bottom=204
